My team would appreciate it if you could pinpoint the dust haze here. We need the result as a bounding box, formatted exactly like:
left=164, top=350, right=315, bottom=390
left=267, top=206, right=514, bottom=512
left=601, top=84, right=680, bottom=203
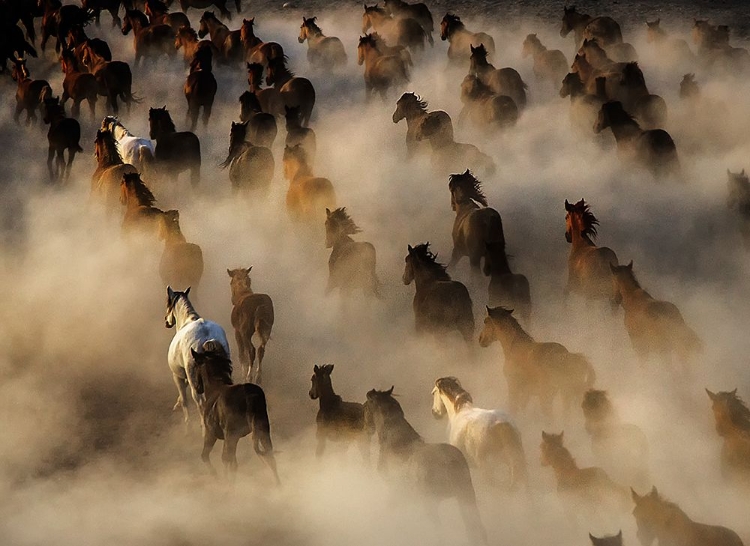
left=1, top=1, right=749, bottom=544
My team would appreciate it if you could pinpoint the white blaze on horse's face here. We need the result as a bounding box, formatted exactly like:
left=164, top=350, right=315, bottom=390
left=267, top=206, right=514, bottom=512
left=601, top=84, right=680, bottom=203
left=431, top=386, right=446, bottom=418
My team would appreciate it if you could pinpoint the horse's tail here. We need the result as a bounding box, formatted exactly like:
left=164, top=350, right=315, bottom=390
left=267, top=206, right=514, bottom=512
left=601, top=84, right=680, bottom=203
left=490, top=421, right=528, bottom=489
left=486, top=209, right=506, bottom=248
left=73, top=141, right=84, bottom=153
left=247, top=388, right=273, bottom=455
left=254, top=304, right=274, bottom=341
left=139, top=145, right=154, bottom=166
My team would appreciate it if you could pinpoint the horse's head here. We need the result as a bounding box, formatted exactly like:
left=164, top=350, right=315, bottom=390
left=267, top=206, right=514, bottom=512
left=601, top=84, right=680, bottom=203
left=190, top=341, right=232, bottom=393
left=478, top=305, right=514, bottom=347
left=609, top=261, right=634, bottom=307
left=246, top=62, right=264, bottom=88
left=365, top=386, right=397, bottom=427
left=309, top=364, right=333, bottom=399
left=539, top=430, right=564, bottom=466
left=432, top=376, right=470, bottom=418
left=11, top=57, right=28, bottom=82
left=469, top=43, right=488, bottom=69
left=560, top=5, right=577, bottom=37
left=121, top=9, right=145, bottom=35
left=594, top=100, right=626, bottom=134
left=559, top=72, right=583, bottom=98
left=227, top=267, right=252, bottom=304
left=581, top=389, right=614, bottom=432
left=706, top=388, right=748, bottom=437
left=325, top=207, right=361, bottom=249
left=299, top=16, right=317, bottom=43
left=165, top=285, right=190, bottom=328
left=198, top=11, right=215, bottom=38
left=402, top=244, right=417, bottom=285
left=448, top=170, right=486, bottom=211
left=148, top=106, right=169, bottom=138
left=265, top=56, right=285, bottom=86
left=631, top=486, right=668, bottom=546
left=42, top=95, right=62, bottom=125
left=284, top=105, right=303, bottom=129
left=361, top=4, right=378, bottom=34
left=645, top=19, right=661, bottom=43
left=393, top=92, right=418, bottom=123
left=521, top=34, right=538, bottom=58
left=564, top=198, right=584, bottom=242
left=158, top=210, right=181, bottom=241
left=679, top=73, right=699, bottom=101
left=440, top=13, right=460, bottom=41
left=240, top=17, right=255, bottom=43
left=589, top=531, right=623, bottom=546
left=239, top=91, right=261, bottom=121
left=357, top=34, right=376, bottom=65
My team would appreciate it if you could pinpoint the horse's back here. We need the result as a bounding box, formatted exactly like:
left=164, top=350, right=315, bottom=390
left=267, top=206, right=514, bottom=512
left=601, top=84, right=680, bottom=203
left=584, top=16, right=623, bottom=46
left=692, top=522, right=745, bottom=546
left=410, top=442, right=474, bottom=498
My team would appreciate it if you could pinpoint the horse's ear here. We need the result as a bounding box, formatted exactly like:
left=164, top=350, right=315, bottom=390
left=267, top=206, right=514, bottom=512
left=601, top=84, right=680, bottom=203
left=627, top=260, right=633, bottom=269
left=541, top=431, right=549, bottom=440
left=743, top=169, right=746, bottom=175
left=706, top=388, right=717, bottom=400
left=470, top=44, right=476, bottom=52
left=227, top=268, right=232, bottom=277
left=656, top=18, right=660, bottom=24
left=167, top=286, right=174, bottom=298
left=246, top=266, right=252, bottom=273
left=327, top=364, right=334, bottom=373
left=407, top=244, right=413, bottom=253
left=732, top=388, right=738, bottom=395
left=190, top=347, right=200, bottom=359
left=485, top=305, right=491, bottom=315
left=631, top=487, right=642, bottom=503
left=728, top=169, right=732, bottom=175
left=162, top=104, right=166, bottom=110
left=564, top=199, right=573, bottom=211
left=313, top=364, right=319, bottom=372
left=325, top=208, right=331, bottom=216
left=650, top=486, right=658, bottom=497
left=617, top=531, right=622, bottom=539
left=386, top=385, right=394, bottom=395
left=185, top=286, right=191, bottom=296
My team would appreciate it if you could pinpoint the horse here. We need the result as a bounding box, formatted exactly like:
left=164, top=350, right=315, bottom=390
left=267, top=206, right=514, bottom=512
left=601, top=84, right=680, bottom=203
left=120, top=172, right=164, bottom=235
left=298, top=17, right=347, bottom=71
left=541, top=431, right=630, bottom=513
left=42, top=96, right=83, bottom=184
left=645, top=19, right=694, bottom=64
left=610, top=261, right=702, bottom=366
left=479, top=306, right=595, bottom=418
left=415, top=113, right=495, bottom=177
left=148, top=106, right=201, bottom=187
left=371, top=31, right=413, bottom=66
left=357, top=34, right=410, bottom=101
left=81, top=43, right=136, bottom=114
left=706, top=389, right=750, bottom=484
left=266, top=56, right=316, bottom=126
left=227, top=267, right=274, bottom=384
left=402, top=243, right=474, bottom=343
left=439, top=13, right=494, bottom=63
left=692, top=20, right=750, bottom=73
left=175, top=27, right=220, bottom=65
left=679, top=73, right=700, bottom=102
left=40, top=0, right=93, bottom=53
left=282, top=144, right=336, bottom=223
left=246, top=62, right=284, bottom=117
left=431, top=376, right=527, bottom=489
left=564, top=199, right=620, bottom=303
left=446, top=170, right=504, bottom=271
left=60, top=49, right=98, bottom=119
left=559, top=72, right=608, bottom=136
left=0, top=17, right=37, bottom=69
left=392, top=92, right=451, bottom=159
left=383, top=0, right=433, bottom=46
left=240, top=18, right=284, bottom=66
left=485, top=241, right=531, bottom=325
left=67, top=24, right=112, bottom=67
left=121, top=9, right=176, bottom=66
left=238, top=91, right=277, bottom=147
left=158, top=210, right=204, bottom=294
left=191, top=342, right=280, bottom=484
left=101, top=116, right=155, bottom=174
left=309, top=364, right=369, bottom=460
left=469, top=44, right=527, bottom=110
left=560, top=5, right=623, bottom=48
left=92, top=129, right=138, bottom=213
left=184, top=49, right=217, bottom=130
left=144, top=0, right=190, bottom=34
left=364, top=387, right=487, bottom=545
left=590, top=531, right=623, bottom=546
left=11, top=57, right=51, bottom=125
left=362, top=4, right=426, bottom=53
left=459, top=74, right=518, bottom=132
left=179, top=0, right=232, bottom=20
left=81, top=0, right=122, bottom=27
left=727, top=169, right=750, bottom=249
left=324, top=208, right=380, bottom=298
left=285, top=105, right=316, bottom=163
left=582, top=389, right=650, bottom=489
left=165, top=287, right=230, bottom=425
left=522, top=34, right=568, bottom=87
left=199, top=11, right=243, bottom=64
left=220, top=121, right=274, bottom=195
left=631, top=486, right=745, bottom=546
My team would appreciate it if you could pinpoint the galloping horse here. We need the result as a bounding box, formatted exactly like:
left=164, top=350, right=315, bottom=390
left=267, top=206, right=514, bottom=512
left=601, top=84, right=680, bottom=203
left=285, top=105, right=316, bottom=163
left=324, top=207, right=381, bottom=298
left=101, top=116, right=155, bottom=174
left=282, top=144, right=336, bottom=223
left=199, top=11, right=243, bottom=64
left=165, top=287, right=230, bottom=426
left=432, top=376, right=527, bottom=489
left=459, top=75, right=519, bottom=132
left=298, top=17, right=347, bottom=71
left=220, top=121, right=274, bottom=195
left=362, top=4, right=426, bottom=53
left=357, top=34, right=410, bottom=101
left=266, top=56, right=316, bottom=126
left=364, top=387, right=488, bottom=545
left=174, top=27, right=221, bottom=65
left=246, top=62, right=284, bottom=117
left=238, top=91, right=277, bottom=147
left=440, top=13, right=495, bottom=63
left=240, top=18, right=284, bottom=66
left=148, top=106, right=201, bottom=186
left=60, top=49, right=98, bottom=119
left=158, top=210, right=204, bottom=293
left=11, top=57, right=51, bottom=125
left=705, top=388, right=750, bottom=484
left=184, top=48, right=217, bottom=130
left=484, top=241, right=531, bottom=325
left=144, top=0, right=190, bottom=34
left=415, top=113, right=495, bottom=177
left=521, top=34, right=568, bottom=87
left=560, top=5, right=623, bottom=48
left=42, top=96, right=83, bottom=183
left=121, top=9, right=176, bottom=66
left=383, top=0, right=434, bottom=46
left=81, top=43, right=136, bottom=114
left=469, top=44, right=527, bottom=110
left=120, top=172, right=164, bottom=235
left=92, top=128, right=138, bottom=213
left=403, top=243, right=474, bottom=343
left=392, top=92, right=451, bottom=158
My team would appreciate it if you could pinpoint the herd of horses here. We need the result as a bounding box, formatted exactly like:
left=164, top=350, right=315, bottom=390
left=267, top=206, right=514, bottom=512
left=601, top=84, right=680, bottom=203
left=4, top=0, right=750, bottom=544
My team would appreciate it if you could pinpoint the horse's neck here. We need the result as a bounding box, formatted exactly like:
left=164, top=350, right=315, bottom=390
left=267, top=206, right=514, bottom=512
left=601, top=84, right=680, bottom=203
left=412, top=267, right=441, bottom=291
left=609, top=119, right=642, bottom=143
left=619, top=284, right=651, bottom=309
left=404, top=109, right=426, bottom=128
left=531, top=41, right=546, bottom=55
left=475, top=61, right=495, bottom=77
left=318, top=384, right=342, bottom=410
left=175, top=297, right=200, bottom=328
left=332, top=234, right=354, bottom=253
left=570, top=228, right=595, bottom=250
left=271, top=68, right=292, bottom=88
left=550, top=447, right=579, bottom=478
left=201, top=375, right=231, bottom=403
left=308, top=30, right=325, bottom=43
left=99, top=152, right=121, bottom=169
left=164, top=229, right=187, bottom=245
left=231, top=286, right=254, bottom=306
left=454, top=200, right=479, bottom=221
left=363, top=48, right=382, bottom=68
left=496, top=323, right=532, bottom=357
left=114, top=125, right=132, bottom=139
left=291, top=163, right=313, bottom=181
left=441, top=393, right=467, bottom=421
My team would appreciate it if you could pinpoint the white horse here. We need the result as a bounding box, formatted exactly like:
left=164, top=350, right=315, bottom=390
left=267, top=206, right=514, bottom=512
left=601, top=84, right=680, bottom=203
left=101, top=116, right=155, bottom=174
left=165, top=286, right=230, bottom=425
left=431, top=376, right=527, bottom=489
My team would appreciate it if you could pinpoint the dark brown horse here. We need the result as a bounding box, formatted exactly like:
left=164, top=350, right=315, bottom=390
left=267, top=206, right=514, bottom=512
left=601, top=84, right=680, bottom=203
left=67, top=24, right=112, bottom=67
left=266, top=56, right=316, bottom=126
left=240, top=18, right=284, bottom=66
left=122, top=9, right=176, bottom=66
left=727, top=169, right=750, bottom=249
left=246, top=62, right=284, bottom=117
left=485, top=241, right=531, bottom=325
left=383, top=0, right=433, bottom=46
left=324, top=208, right=381, bottom=298
left=120, top=172, right=164, bottom=235
left=200, top=11, right=243, bottom=63
left=403, top=243, right=474, bottom=343
left=220, top=121, right=274, bottom=195
left=298, top=17, right=347, bottom=71
left=238, top=91, right=277, bottom=147
left=227, top=267, right=274, bottom=384
left=309, top=364, right=369, bottom=459
left=522, top=34, right=568, bottom=87
left=174, top=27, right=220, bottom=65
left=469, top=44, right=527, bottom=109
left=81, top=43, right=136, bottom=114
left=285, top=105, right=316, bottom=163
left=459, top=74, right=518, bottom=132
left=560, top=5, right=622, bottom=47
left=392, top=92, right=451, bottom=158
left=184, top=49, right=217, bottom=130
left=42, top=96, right=83, bottom=183
left=706, top=389, right=750, bottom=485
left=144, top=0, right=190, bottom=34
left=148, top=106, right=201, bottom=186
left=158, top=210, right=204, bottom=292
left=559, top=72, right=608, bottom=136
left=60, top=49, right=98, bottom=119
left=81, top=0, right=122, bottom=27
left=440, top=13, right=494, bottom=64
left=11, top=57, right=51, bottom=125
left=283, top=144, right=336, bottom=223
left=39, top=0, right=94, bottom=53
left=92, top=128, right=138, bottom=213
left=362, top=4, right=426, bottom=53
left=191, top=342, right=280, bottom=483
left=357, top=34, right=410, bottom=101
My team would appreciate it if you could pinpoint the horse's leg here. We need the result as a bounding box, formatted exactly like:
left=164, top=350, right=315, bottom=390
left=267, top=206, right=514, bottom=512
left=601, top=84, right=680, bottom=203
left=47, top=145, right=55, bottom=181
left=65, top=148, right=77, bottom=182
left=72, top=99, right=81, bottom=119
left=357, top=433, right=370, bottom=465
left=315, top=429, right=326, bottom=458
left=247, top=342, right=256, bottom=383
left=222, top=434, right=240, bottom=476
left=56, top=150, right=65, bottom=182
left=255, top=339, right=266, bottom=385
left=458, top=488, right=488, bottom=545
left=89, top=96, right=97, bottom=120
left=202, top=103, right=212, bottom=127
left=14, top=101, right=22, bottom=124
left=201, top=431, right=218, bottom=475
left=234, top=329, right=248, bottom=381
left=171, top=374, right=191, bottom=425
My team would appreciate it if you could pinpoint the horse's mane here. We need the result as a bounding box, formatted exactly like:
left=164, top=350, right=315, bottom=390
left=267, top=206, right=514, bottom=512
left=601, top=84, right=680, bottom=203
left=178, top=26, right=199, bottom=40
left=487, top=306, right=533, bottom=341
left=409, top=243, right=451, bottom=280
left=366, top=389, right=423, bottom=443
left=303, top=17, right=322, bottom=34
left=246, top=62, right=264, bottom=78
left=622, top=62, right=646, bottom=86
left=359, top=33, right=377, bottom=48
left=470, top=43, right=489, bottom=60
left=95, top=129, right=124, bottom=166
left=125, top=9, right=149, bottom=26
left=569, top=199, right=600, bottom=240
left=199, top=340, right=233, bottom=385
left=122, top=173, right=156, bottom=206
left=398, top=92, right=428, bottom=113
left=717, top=391, right=750, bottom=433
left=201, top=10, right=220, bottom=23
left=449, top=170, right=488, bottom=207
left=327, top=207, right=361, bottom=235
left=443, top=13, right=463, bottom=29
left=268, top=56, right=294, bottom=78
left=541, top=432, right=577, bottom=467
left=221, top=122, right=248, bottom=168
left=364, top=4, right=386, bottom=14
left=435, top=377, right=473, bottom=411
left=615, top=265, right=641, bottom=288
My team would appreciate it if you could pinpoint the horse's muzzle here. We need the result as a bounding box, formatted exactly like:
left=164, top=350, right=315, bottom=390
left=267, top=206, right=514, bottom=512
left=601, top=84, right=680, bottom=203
left=165, top=319, right=175, bottom=328
left=298, top=37, right=304, bottom=43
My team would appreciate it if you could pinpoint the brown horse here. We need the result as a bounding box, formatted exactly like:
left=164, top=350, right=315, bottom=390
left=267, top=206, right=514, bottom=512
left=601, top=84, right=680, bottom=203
left=148, top=106, right=201, bottom=186
left=120, top=172, right=164, bottom=235
left=459, top=74, right=518, bottom=132
left=179, top=0, right=232, bottom=20
left=144, top=0, right=190, bottom=34
left=42, top=96, right=83, bottom=183
left=309, top=364, right=370, bottom=460
left=246, top=62, right=284, bottom=117
left=67, top=24, right=112, bottom=67
left=485, top=241, right=531, bottom=325
left=559, top=72, right=608, bottom=136
left=371, top=31, right=413, bottom=66
left=403, top=243, right=474, bottom=343
left=60, top=49, right=98, bottom=119
left=582, top=389, right=650, bottom=489
left=522, top=34, right=568, bottom=87
left=283, top=144, right=336, bottom=223
left=184, top=49, right=217, bottom=130
left=590, top=531, right=623, bottom=546
left=174, top=27, right=220, bottom=65
left=706, top=389, right=750, bottom=484
left=631, top=486, right=744, bottom=546
left=610, top=261, right=702, bottom=365
left=199, top=11, right=243, bottom=64
left=692, top=19, right=750, bottom=73
left=220, top=121, right=274, bottom=195
left=469, top=44, right=527, bottom=109
left=383, top=0, right=433, bottom=46
left=392, top=92, right=451, bottom=158
left=266, top=56, right=316, bottom=126
left=415, top=113, right=495, bottom=177
left=357, top=34, right=409, bottom=101
left=645, top=19, right=694, bottom=64
left=564, top=199, right=619, bottom=303
left=285, top=105, right=316, bottom=164
left=541, top=431, right=630, bottom=513
left=679, top=73, right=700, bottom=101
left=81, top=43, right=136, bottom=114
left=227, top=267, right=274, bottom=384
left=447, top=170, right=504, bottom=270
left=238, top=91, right=277, bottom=147
left=362, top=4, right=426, bottom=53
left=158, top=210, right=204, bottom=292
left=440, top=13, right=494, bottom=64
left=11, top=57, right=51, bottom=125
left=92, top=128, right=138, bottom=213
left=727, top=169, right=750, bottom=249
left=298, top=17, right=347, bottom=71
left=479, top=306, right=595, bottom=418
left=325, top=208, right=380, bottom=298
left=240, top=18, right=284, bottom=66
left=560, top=5, right=623, bottom=47
left=191, top=342, right=280, bottom=483
left=122, top=9, right=176, bottom=66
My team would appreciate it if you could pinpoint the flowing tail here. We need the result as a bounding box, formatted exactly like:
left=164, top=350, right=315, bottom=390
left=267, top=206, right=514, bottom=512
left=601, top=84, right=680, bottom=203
left=247, top=386, right=281, bottom=484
